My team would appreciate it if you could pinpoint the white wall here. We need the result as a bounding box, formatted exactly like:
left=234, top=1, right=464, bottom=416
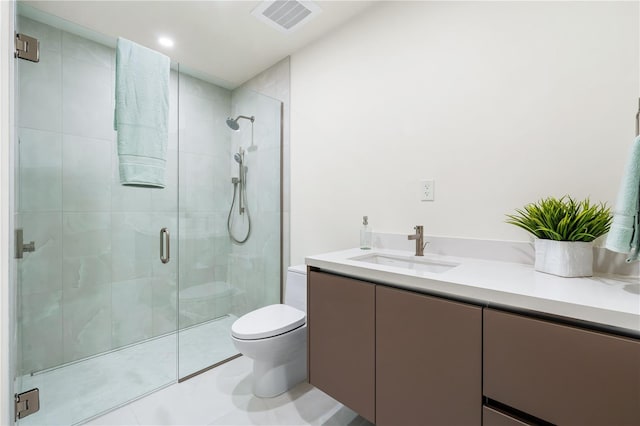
left=290, top=1, right=639, bottom=265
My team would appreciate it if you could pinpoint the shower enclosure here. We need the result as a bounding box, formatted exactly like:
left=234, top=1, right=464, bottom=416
left=12, top=6, right=282, bottom=425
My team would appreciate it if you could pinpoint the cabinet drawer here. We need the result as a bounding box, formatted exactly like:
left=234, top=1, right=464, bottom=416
left=308, top=271, right=375, bottom=423
left=483, top=309, right=640, bottom=425
left=483, top=406, right=531, bottom=426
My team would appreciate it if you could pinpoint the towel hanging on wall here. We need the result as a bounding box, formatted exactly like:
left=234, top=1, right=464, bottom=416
left=605, top=135, right=640, bottom=262
left=114, top=37, right=170, bottom=188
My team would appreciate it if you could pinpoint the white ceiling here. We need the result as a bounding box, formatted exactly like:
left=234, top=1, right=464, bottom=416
left=22, top=0, right=376, bottom=89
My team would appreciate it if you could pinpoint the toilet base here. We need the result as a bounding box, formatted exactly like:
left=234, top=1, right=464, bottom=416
left=252, top=350, right=307, bottom=398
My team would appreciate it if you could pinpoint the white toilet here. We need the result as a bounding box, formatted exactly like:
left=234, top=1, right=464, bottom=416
left=231, top=265, right=307, bottom=398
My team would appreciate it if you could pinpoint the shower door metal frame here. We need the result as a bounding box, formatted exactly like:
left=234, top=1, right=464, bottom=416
left=2, top=0, right=18, bottom=424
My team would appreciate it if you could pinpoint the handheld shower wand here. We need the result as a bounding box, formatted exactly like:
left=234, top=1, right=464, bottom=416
left=233, top=150, right=245, bottom=214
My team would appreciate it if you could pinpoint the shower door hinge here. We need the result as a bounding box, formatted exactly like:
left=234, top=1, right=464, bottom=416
left=15, top=388, right=40, bottom=420
left=15, top=229, right=35, bottom=259
left=15, top=33, right=40, bottom=63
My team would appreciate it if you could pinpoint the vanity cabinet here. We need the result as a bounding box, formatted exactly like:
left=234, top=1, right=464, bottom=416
left=307, top=270, right=376, bottom=423
left=376, top=285, right=481, bottom=426
left=309, top=269, right=640, bottom=425
left=483, top=309, right=640, bottom=426
left=308, top=270, right=482, bottom=425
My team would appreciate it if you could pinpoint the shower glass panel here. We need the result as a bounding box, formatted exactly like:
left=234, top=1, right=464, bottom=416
left=13, top=2, right=284, bottom=423
left=14, top=10, right=179, bottom=425
left=177, top=85, right=283, bottom=378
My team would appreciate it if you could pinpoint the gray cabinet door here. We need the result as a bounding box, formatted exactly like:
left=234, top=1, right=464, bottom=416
left=484, top=308, right=640, bottom=425
left=308, top=270, right=375, bottom=423
left=376, top=285, right=482, bottom=426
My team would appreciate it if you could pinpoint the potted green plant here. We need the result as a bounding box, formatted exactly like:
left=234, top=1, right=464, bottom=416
left=506, top=196, right=613, bottom=277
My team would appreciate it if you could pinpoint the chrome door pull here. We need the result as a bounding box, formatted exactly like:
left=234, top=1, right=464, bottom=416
left=160, top=228, right=170, bottom=264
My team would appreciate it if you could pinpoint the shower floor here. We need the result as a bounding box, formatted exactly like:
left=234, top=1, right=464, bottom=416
left=18, top=315, right=238, bottom=426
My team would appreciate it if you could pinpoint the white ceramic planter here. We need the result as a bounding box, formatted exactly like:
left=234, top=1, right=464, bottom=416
left=534, top=239, right=594, bottom=277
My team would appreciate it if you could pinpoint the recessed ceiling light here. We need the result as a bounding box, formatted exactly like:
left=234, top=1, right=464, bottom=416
left=158, top=37, right=174, bottom=48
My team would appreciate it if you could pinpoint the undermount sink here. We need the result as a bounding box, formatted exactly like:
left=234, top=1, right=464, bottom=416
left=351, top=253, right=459, bottom=274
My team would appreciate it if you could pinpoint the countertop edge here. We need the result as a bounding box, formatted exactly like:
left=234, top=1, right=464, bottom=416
left=306, top=252, right=640, bottom=338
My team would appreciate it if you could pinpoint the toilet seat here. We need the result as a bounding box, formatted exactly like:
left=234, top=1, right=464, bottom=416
left=232, top=304, right=306, bottom=340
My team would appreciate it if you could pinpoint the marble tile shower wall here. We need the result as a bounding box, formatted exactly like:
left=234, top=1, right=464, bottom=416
left=16, top=17, right=233, bottom=374
left=228, top=89, right=281, bottom=317
left=178, top=74, right=232, bottom=329
left=239, top=58, right=290, bottom=288
left=17, top=16, right=119, bottom=374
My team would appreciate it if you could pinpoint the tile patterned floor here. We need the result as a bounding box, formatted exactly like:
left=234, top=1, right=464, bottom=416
left=178, top=315, right=238, bottom=378
left=87, top=356, right=373, bottom=426
left=18, top=316, right=239, bottom=426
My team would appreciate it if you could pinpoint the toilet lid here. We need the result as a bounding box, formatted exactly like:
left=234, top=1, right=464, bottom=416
left=231, top=304, right=306, bottom=340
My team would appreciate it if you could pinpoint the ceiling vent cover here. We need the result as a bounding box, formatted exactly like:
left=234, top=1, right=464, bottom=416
left=252, top=0, right=322, bottom=33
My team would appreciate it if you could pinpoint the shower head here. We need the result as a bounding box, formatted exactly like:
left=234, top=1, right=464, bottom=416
left=226, top=118, right=240, bottom=131
left=226, top=115, right=255, bottom=131
left=233, top=152, right=243, bottom=164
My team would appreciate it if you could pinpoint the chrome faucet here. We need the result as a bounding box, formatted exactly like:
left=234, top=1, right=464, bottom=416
left=408, top=225, right=427, bottom=256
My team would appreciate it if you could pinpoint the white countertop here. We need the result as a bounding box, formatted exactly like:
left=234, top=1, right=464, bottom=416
left=305, top=248, right=640, bottom=336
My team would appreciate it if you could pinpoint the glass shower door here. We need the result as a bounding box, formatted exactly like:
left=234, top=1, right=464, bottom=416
left=14, top=9, right=179, bottom=425
left=177, top=84, right=283, bottom=379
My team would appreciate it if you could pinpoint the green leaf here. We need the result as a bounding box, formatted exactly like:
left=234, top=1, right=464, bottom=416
left=505, top=196, right=612, bottom=242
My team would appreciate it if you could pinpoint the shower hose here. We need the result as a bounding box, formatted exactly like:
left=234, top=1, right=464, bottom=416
left=227, top=179, right=251, bottom=244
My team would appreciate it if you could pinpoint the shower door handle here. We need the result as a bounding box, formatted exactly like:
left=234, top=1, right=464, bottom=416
left=160, top=228, right=170, bottom=264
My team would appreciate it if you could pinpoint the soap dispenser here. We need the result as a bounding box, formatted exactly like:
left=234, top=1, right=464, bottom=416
left=360, top=216, right=372, bottom=250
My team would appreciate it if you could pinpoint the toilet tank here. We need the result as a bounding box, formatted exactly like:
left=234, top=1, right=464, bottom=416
left=285, top=265, right=307, bottom=313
